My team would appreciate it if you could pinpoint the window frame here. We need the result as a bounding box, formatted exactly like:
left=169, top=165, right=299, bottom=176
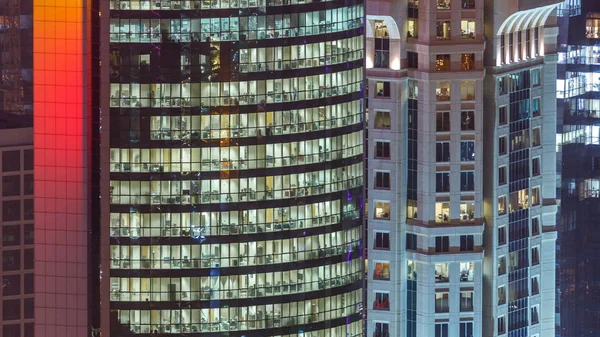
left=374, top=231, right=391, bottom=250
left=374, top=171, right=391, bottom=189
left=435, top=236, right=450, bottom=253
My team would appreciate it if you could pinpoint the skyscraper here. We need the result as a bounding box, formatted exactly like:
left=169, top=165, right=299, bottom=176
left=366, top=0, right=559, bottom=336
left=34, top=0, right=365, bottom=336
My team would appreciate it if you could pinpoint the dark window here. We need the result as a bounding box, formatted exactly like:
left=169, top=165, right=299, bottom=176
left=24, top=249, right=34, bottom=270
left=435, top=323, right=448, bottom=337
left=24, top=149, right=33, bottom=170
left=24, top=223, right=33, bottom=244
left=375, top=322, right=389, bottom=337
left=532, top=217, right=540, bottom=236
left=375, top=172, right=391, bottom=189
left=498, top=136, right=507, bottom=154
left=461, top=111, right=475, bottom=130
left=460, top=141, right=475, bottom=161
left=3, top=299, right=20, bottom=320
left=436, top=173, right=450, bottom=192
left=459, top=322, right=473, bottom=337
left=461, top=53, right=474, bottom=70
left=531, top=276, right=540, bottom=295
left=374, top=292, right=390, bottom=310
left=460, top=235, right=474, bottom=251
left=2, top=175, right=20, bottom=197
left=374, top=232, right=390, bottom=249
left=532, top=97, right=541, bottom=116
left=407, top=51, right=419, bottom=68
left=2, top=150, right=20, bottom=172
left=498, top=316, right=506, bottom=334
left=24, top=174, right=33, bottom=195
left=436, top=142, right=450, bottom=162
left=3, top=325, right=20, bottom=337
left=460, top=292, right=474, bottom=312
left=532, top=247, right=540, bottom=265
left=460, top=171, right=475, bottom=191
left=435, top=236, right=450, bottom=253
left=499, top=106, right=507, bottom=124
left=532, top=157, right=540, bottom=176
left=375, top=38, right=390, bottom=68
left=3, top=200, right=20, bottom=222
left=24, top=273, right=33, bottom=294
left=2, top=225, right=20, bottom=246
left=462, top=0, right=474, bottom=9
left=435, top=293, right=450, bottom=313
left=24, top=298, right=34, bottom=318
left=435, top=54, right=451, bottom=71
left=375, top=142, right=391, bottom=159
left=3, top=250, right=20, bottom=271
left=498, top=166, right=506, bottom=185
left=24, top=199, right=33, bottom=220
left=2, top=275, right=20, bottom=296
left=24, top=323, right=34, bottom=337
left=436, top=112, right=450, bottom=131
left=531, top=306, right=539, bottom=324
left=406, top=233, right=417, bottom=250
left=498, top=226, right=506, bottom=245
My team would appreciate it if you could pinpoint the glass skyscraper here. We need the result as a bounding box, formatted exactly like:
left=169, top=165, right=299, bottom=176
left=104, top=0, right=365, bottom=336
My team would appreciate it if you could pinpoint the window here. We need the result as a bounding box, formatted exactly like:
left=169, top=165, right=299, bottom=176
left=375, top=172, right=391, bottom=189
left=436, top=172, right=450, bottom=192
left=532, top=217, right=540, bottom=236
left=460, top=171, right=474, bottom=191
left=24, top=223, right=33, bottom=244
left=498, top=315, right=506, bottom=335
left=374, top=292, right=390, bottom=310
left=461, top=110, right=475, bottom=129
left=460, top=262, right=474, bottom=282
left=2, top=150, right=20, bottom=172
left=532, top=127, right=541, bottom=147
left=407, top=18, right=418, bottom=38
left=2, top=225, right=20, bottom=246
left=374, top=261, right=390, bottom=280
left=531, top=305, right=539, bottom=324
left=532, top=97, right=541, bottom=116
left=375, top=38, right=390, bottom=68
left=2, top=300, right=19, bottom=320
left=375, top=111, right=391, bottom=129
left=408, top=0, right=419, bottom=8
left=435, top=263, right=449, bottom=283
left=435, top=323, right=449, bottom=337
left=24, top=174, right=33, bottom=195
left=436, top=82, right=451, bottom=101
left=2, top=275, right=20, bottom=296
left=498, top=285, right=506, bottom=305
left=461, top=53, right=474, bottom=70
left=374, top=322, right=390, bottom=337
left=461, top=0, right=474, bottom=9
left=459, top=322, right=473, bottom=337
left=375, top=141, right=391, bottom=159
left=532, top=186, right=540, bottom=205
left=24, top=199, right=33, bottom=220
left=498, top=226, right=507, bottom=245
left=498, top=255, right=506, bottom=275
left=436, top=111, right=450, bottom=131
left=407, top=260, right=417, bottom=280
left=436, top=21, right=451, bottom=39
left=532, top=157, right=540, bottom=176
left=499, top=106, right=507, bottom=124
left=24, top=298, right=33, bottom=319
left=2, top=175, right=20, bottom=197
left=374, top=201, right=391, bottom=220
left=3, top=200, right=20, bottom=222
left=24, top=248, right=33, bottom=269
left=436, top=202, right=450, bottom=222
left=498, top=76, right=508, bottom=94
left=531, top=275, right=540, bottom=295
left=406, top=233, right=417, bottom=250
left=435, top=293, right=450, bottom=313
left=460, top=235, right=474, bottom=251
left=376, top=81, right=391, bottom=97
left=586, top=13, right=600, bottom=38
left=24, top=323, right=33, bottom=337
left=435, top=236, right=450, bottom=253
left=531, top=246, right=540, bottom=265
left=374, top=232, right=390, bottom=250
left=460, top=141, right=475, bottom=161
left=498, top=196, right=507, bottom=215
left=460, top=292, right=474, bottom=311
left=437, top=0, right=450, bottom=10
left=436, top=142, right=450, bottom=162
left=461, top=20, right=475, bottom=39
left=407, top=51, right=419, bottom=68
left=498, top=136, right=507, bottom=154
left=498, top=166, right=506, bottom=185
left=436, top=54, right=451, bottom=71
left=461, top=81, right=475, bottom=101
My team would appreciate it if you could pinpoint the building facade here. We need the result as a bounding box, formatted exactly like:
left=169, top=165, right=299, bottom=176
left=35, top=0, right=366, bottom=335
left=365, top=0, right=559, bottom=337
left=556, top=0, right=600, bottom=336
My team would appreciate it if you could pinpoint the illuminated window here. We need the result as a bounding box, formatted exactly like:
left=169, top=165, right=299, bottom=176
left=460, top=292, right=474, bottom=312
left=461, top=20, right=475, bottom=39
left=373, top=291, right=390, bottom=310
left=435, top=263, right=449, bottom=283
left=374, top=20, right=389, bottom=38
left=374, top=201, right=390, bottom=220
left=461, top=53, right=474, bottom=70
left=407, top=260, right=417, bottom=280
left=408, top=0, right=419, bottom=8
left=435, top=202, right=450, bottom=222
left=435, top=293, right=449, bottom=313
left=586, top=13, right=600, bottom=38
left=408, top=18, right=418, bottom=38
left=436, top=21, right=451, bottom=39
left=461, top=81, right=475, bottom=101
left=436, top=54, right=450, bottom=71
left=460, top=202, right=474, bottom=220
left=437, top=0, right=450, bottom=10
left=460, top=262, right=474, bottom=282
left=374, top=111, right=391, bottom=129
left=373, top=261, right=390, bottom=280
left=376, top=81, right=391, bottom=97
left=436, top=82, right=451, bottom=101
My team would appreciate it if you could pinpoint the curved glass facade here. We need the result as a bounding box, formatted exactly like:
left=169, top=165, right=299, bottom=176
left=107, top=0, right=365, bottom=336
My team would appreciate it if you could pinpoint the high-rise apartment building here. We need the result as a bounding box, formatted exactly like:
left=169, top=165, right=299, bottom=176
left=34, top=0, right=365, bottom=336
left=556, top=0, right=600, bottom=336
left=366, top=0, right=559, bottom=336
